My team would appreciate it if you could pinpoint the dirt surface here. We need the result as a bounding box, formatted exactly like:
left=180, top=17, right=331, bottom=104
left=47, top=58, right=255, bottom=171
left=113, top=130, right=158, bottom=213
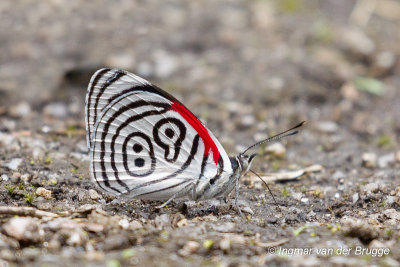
left=1, top=0, right=400, bottom=266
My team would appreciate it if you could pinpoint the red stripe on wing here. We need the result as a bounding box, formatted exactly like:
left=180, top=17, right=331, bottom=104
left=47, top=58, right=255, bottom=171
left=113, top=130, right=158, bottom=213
left=171, top=101, right=220, bottom=165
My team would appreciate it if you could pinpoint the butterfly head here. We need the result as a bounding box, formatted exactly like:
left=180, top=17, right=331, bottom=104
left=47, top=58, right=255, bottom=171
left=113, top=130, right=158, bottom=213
left=236, top=153, right=257, bottom=174
left=234, top=121, right=306, bottom=176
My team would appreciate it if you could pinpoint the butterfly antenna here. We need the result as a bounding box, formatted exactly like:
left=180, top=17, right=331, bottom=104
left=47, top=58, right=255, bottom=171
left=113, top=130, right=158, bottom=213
left=241, top=121, right=306, bottom=155
left=250, top=169, right=281, bottom=212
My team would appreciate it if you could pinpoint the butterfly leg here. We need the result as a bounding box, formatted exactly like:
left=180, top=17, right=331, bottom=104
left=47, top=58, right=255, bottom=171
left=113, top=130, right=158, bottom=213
left=191, top=183, right=198, bottom=200
left=156, top=193, right=179, bottom=209
left=234, top=178, right=243, bottom=217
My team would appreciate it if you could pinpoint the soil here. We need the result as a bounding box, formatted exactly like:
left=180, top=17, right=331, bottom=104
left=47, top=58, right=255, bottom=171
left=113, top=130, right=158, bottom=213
left=0, top=0, right=399, bottom=266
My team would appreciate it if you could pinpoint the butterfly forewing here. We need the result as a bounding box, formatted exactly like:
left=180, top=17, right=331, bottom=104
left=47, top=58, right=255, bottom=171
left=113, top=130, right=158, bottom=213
left=86, top=68, right=151, bottom=151
left=86, top=68, right=232, bottom=200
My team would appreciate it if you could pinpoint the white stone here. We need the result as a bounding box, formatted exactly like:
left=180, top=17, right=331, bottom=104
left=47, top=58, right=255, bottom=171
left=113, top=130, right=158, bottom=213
left=265, top=142, right=286, bottom=158
left=300, top=197, right=309, bottom=204
left=0, top=132, right=20, bottom=151
left=292, top=192, right=302, bottom=201
left=316, top=121, right=338, bottom=133
left=1, top=174, right=9, bottom=181
left=36, top=187, right=52, bottom=199
left=378, top=153, right=395, bottom=168
left=10, top=101, right=31, bottom=118
left=43, top=102, right=68, bottom=118
left=118, top=218, right=130, bottom=230
left=361, top=182, right=380, bottom=194
left=352, top=193, right=359, bottom=204
left=362, top=152, right=377, bottom=168
left=5, top=158, right=22, bottom=171
left=89, top=189, right=100, bottom=200
left=219, top=239, right=231, bottom=251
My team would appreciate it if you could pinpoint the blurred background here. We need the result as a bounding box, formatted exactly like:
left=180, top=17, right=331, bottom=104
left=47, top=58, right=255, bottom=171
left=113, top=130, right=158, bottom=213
left=0, top=2, right=400, bottom=264
left=0, top=0, right=399, bottom=152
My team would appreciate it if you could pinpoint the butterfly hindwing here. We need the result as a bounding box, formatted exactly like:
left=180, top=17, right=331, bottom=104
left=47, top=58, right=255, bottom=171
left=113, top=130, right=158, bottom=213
left=86, top=68, right=232, bottom=200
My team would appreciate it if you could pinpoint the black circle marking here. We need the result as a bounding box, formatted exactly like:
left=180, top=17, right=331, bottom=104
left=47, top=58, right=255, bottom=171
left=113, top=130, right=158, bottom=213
left=133, top=143, right=143, bottom=153
left=135, top=158, right=145, bottom=167
left=165, top=128, right=174, bottom=138
left=153, top=118, right=186, bottom=163
left=122, top=132, right=156, bottom=177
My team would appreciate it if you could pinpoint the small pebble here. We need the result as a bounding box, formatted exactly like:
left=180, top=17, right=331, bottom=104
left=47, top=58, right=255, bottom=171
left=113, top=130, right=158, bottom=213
left=130, top=220, right=143, bottom=230
left=85, top=223, right=104, bottom=233
left=67, top=230, right=85, bottom=246
left=36, top=187, right=52, bottom=199
left=385, top=196, right=395, bottom=205
left=242, top=206, right=254, bottom=215
left=179, top=241, right=200, bottom=256
left=375, top=51, right=396, bottom=71
left=292, top=192, right=302, bottom=201
left=5, top=158, right=23, bottom=171
left=230, top=234, right=246, bottom=245
left=176, top=218, right=188, bottom=228
left=384, top=209, right=400, bottom=221
left=300, top=197, right=309, bottom=204
left=185, top=241, right=200, bottom=253
left=10, top=101, right=31, bottom=118
left=3, top=217, right=44, bottom=242
left=103, top=234, right=130, bottom=251
left=43, top=102, right=68, bottom=118
left=118, top=218, right=130, bottom=230
left=0, top=249, right=16, bottom=262
left=89, top=189, right=101, bottom=200
left=11, top=172, right=21, bottom=183
left=213, top=222, right=236, bottom=233
left=240, top=114, right=256, bottom=128
left=1, top=174, right=8, bottom=182
left=154, top=214, right=170, bottom=229
left=219, top=239, right=231, bottom=251
left=32, top=147, right=45, bottom=159
left=85, top=251, right=105, bottom=262
left=0, top=132, right=20, bottom=150
left=265, top=142, right=286, bottom=158
left=352, top=193, right=359, bottom=204
left=378, top=153, right=395, bottom=168
left=361, top=182, right=380, bottom=194
left=395, top=151, right=400, bottom=162
left=21, top=173, right=30, bottom=182
left=316, top=121, right=338, bottom=133
left=332, top=170, right=345, bottom=180
left=340, top=27, right=375, bottom=56
left=362, top=152, right=377, bottom=168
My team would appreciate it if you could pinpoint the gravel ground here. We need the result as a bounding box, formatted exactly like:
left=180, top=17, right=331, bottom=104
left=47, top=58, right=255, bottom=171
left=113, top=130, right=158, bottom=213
left=1, top=0, right=400, bottom=266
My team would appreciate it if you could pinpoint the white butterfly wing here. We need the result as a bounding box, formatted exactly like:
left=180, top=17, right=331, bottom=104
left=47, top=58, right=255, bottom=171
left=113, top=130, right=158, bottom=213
left=86, top=68, right=150, bottom=151
left=86, top=69, right=232, bottom=200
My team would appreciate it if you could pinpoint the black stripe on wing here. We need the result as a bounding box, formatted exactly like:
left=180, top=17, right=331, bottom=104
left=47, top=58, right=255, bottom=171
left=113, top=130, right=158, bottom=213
left=93, top=100, right=171, bottom=194
left=128, top=134, right=201, bottom=196
left=86, top=68, right=186, bottom=150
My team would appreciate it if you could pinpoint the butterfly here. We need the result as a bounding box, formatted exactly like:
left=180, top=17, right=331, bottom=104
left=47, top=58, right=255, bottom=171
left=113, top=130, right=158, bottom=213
left=86, top=68, right=304, bottom=214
